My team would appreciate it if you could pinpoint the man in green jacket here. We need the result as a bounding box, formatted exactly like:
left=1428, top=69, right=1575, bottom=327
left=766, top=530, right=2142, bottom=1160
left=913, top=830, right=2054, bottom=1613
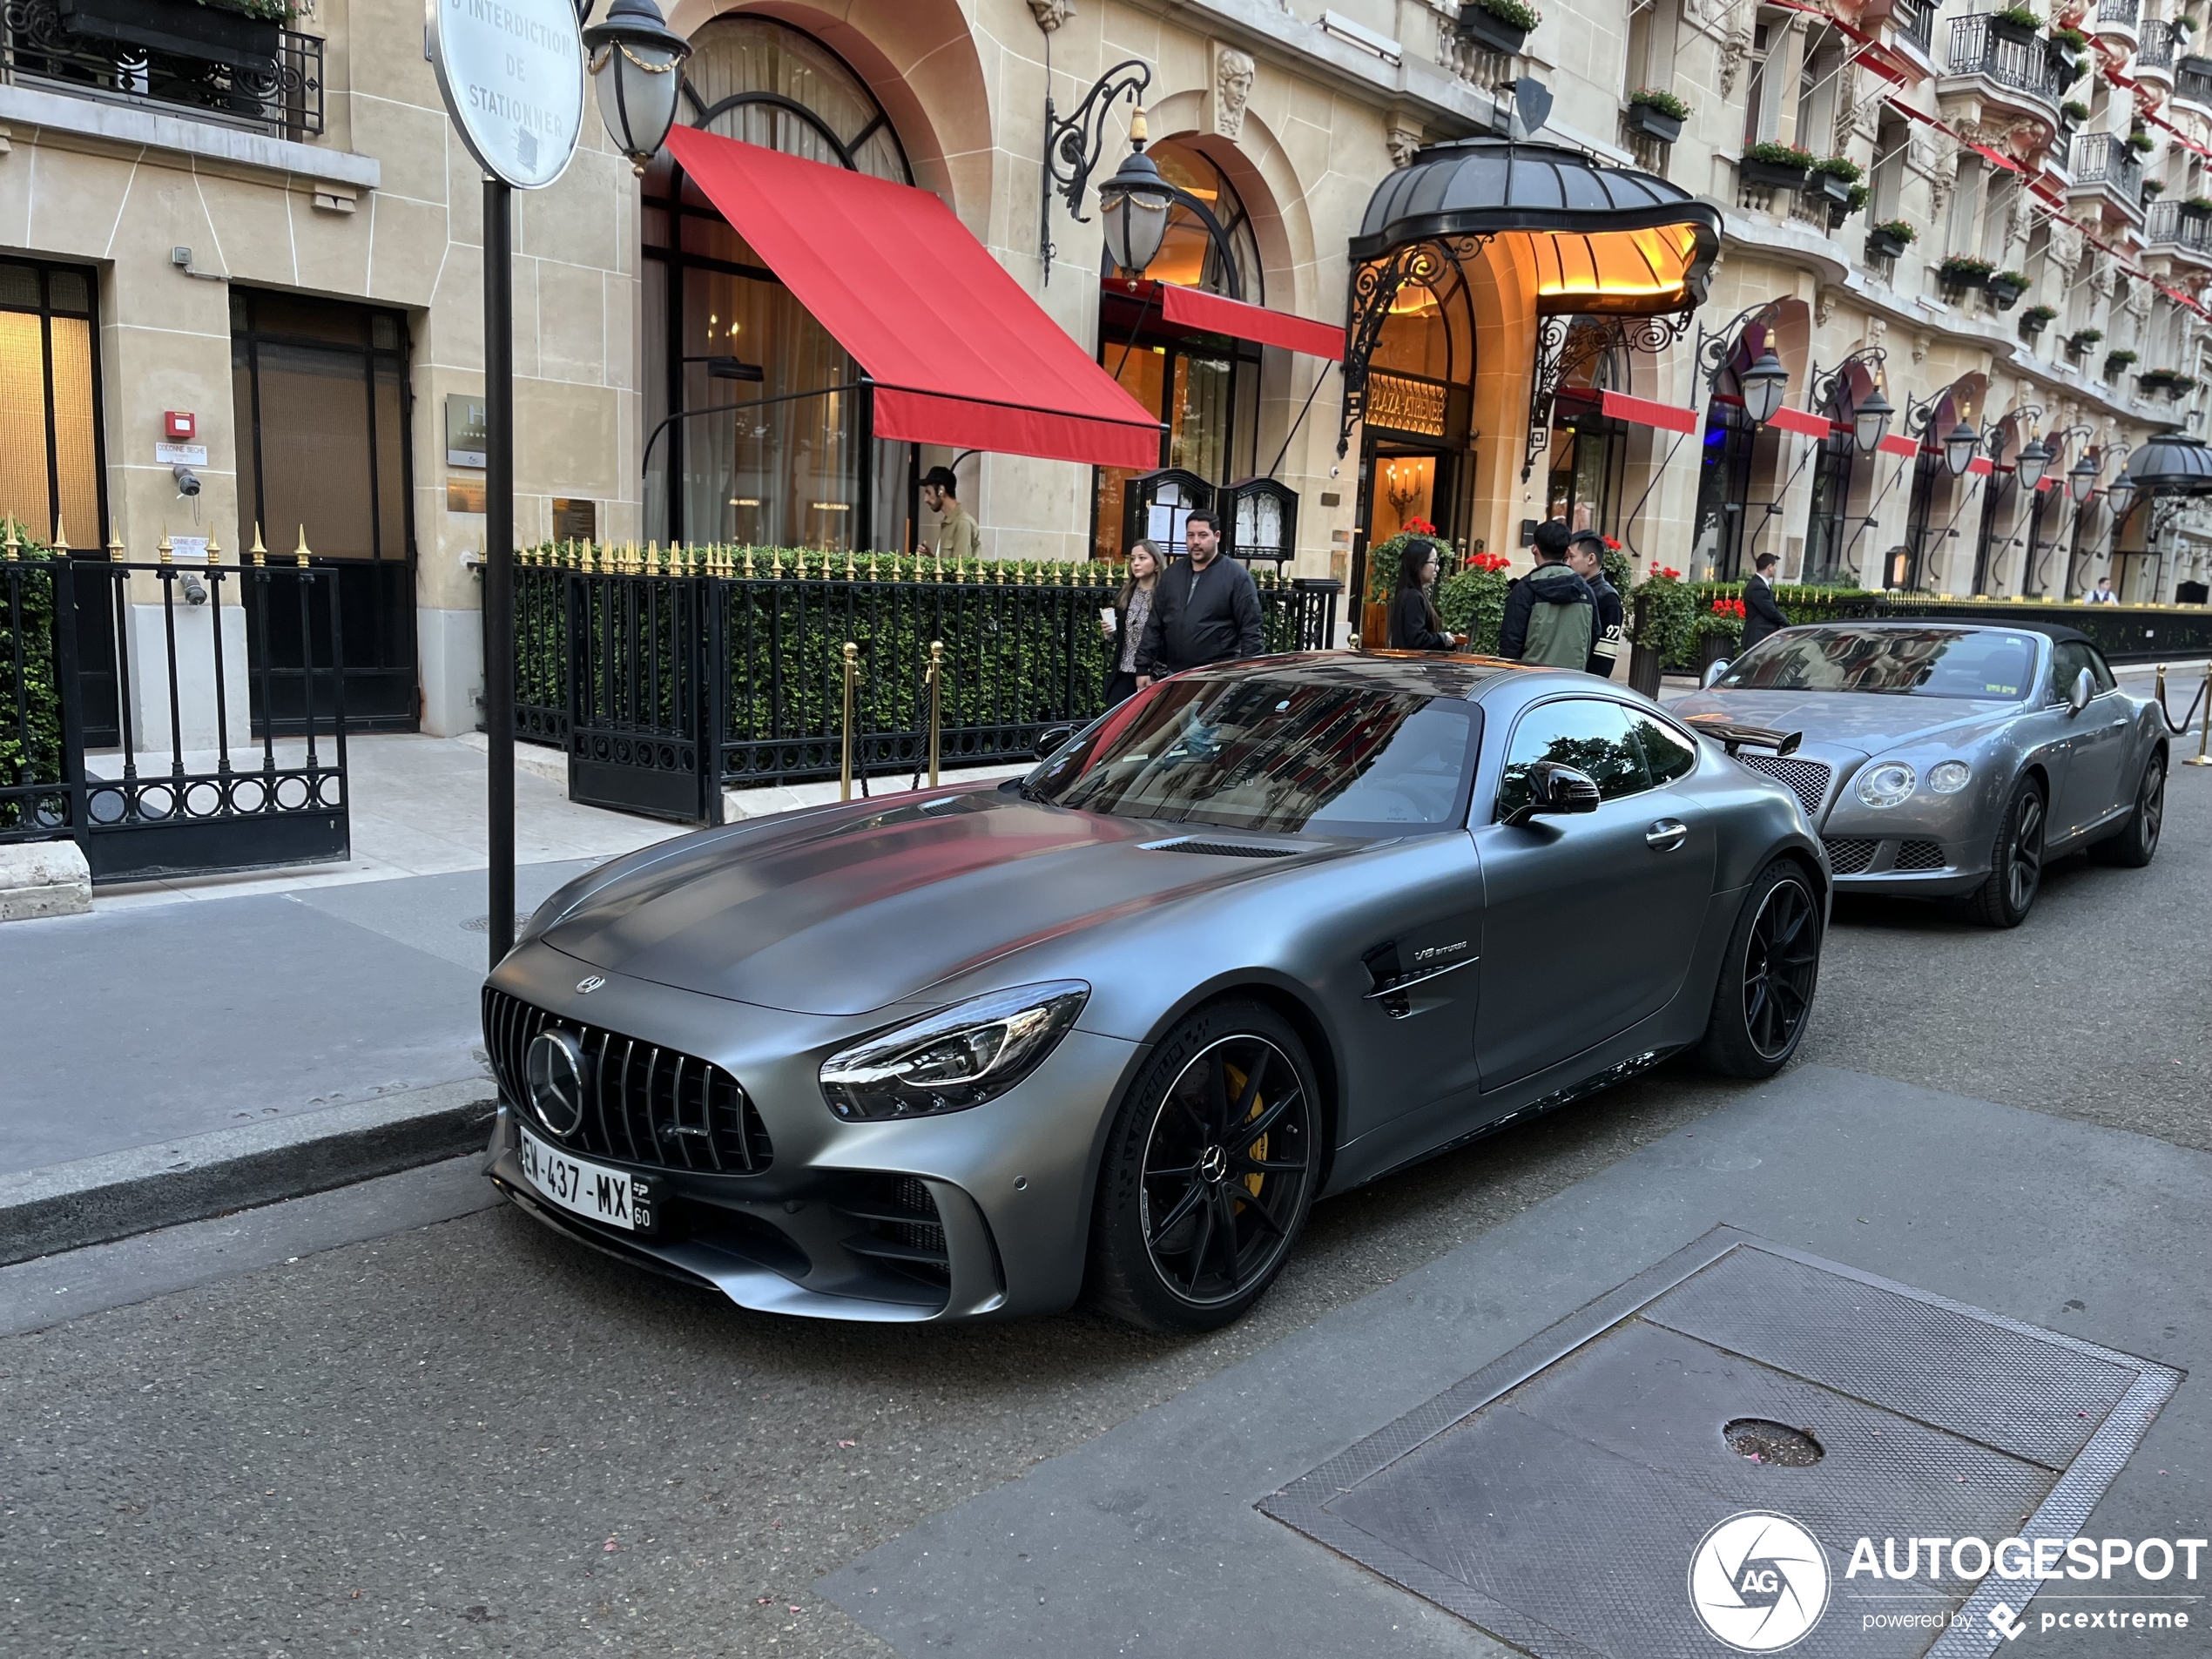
left=1499, top=519, right=1595, bottom=671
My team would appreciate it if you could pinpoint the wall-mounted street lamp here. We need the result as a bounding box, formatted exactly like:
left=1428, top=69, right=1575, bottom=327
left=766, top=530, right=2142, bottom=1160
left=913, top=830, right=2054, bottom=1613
left=1903, top=378, right=1980, bottom=477
left=1810, top=347, right=1892, bottom=455
left=2013, top=433, right=2050, bottom=493
left=1096, top=110, right=1175, bottom=280
left=583, top=0, right=693, bottom=174
left=1695, top=302, right=1791, bottom=425
left=1040, top=57, right=1152, bottom=287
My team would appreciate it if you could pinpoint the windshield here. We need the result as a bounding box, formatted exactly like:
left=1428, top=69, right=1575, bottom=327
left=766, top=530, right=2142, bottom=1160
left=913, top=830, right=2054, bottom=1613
left=1715, top=628, right=2037, bottom=700
left=1025, top=676, right=1479, bottom=835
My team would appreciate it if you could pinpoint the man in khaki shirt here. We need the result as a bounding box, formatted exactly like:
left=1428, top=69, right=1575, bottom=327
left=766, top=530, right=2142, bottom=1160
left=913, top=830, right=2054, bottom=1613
left=921, top=466, right=981, bottom=562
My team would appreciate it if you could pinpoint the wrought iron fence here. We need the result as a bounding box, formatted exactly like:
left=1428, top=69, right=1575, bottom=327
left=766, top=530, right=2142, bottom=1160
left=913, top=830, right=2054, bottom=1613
left=1946, top=14, right=2067, bottom=99
left=1, top=0, right=323, bottom=137
left=2145, top=199, right=2212, bottom=253
left=1895, top=0, right=1934, bottom=54
left=2178, top=53, right=2212, bottom=105
left=2140, top=17, right=2176, bottom=69
left=2068, top=132, right=2144, bottom=204
left=2097, top=0, right=2138, bottom=25
left=509, top=543, right=1343, bottom=815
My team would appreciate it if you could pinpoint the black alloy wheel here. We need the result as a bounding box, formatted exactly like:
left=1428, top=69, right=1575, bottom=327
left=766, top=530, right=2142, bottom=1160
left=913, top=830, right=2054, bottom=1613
left=1090, top=1001, right=1319, bottom=1332
left=1742, top=876, right=1820, bottom=1061
left=2093, top=752, right=2164, bottom=868
left=1970, top=776, right=2047, bottom=927
left=1699, top=857, right=1824, bottom=1079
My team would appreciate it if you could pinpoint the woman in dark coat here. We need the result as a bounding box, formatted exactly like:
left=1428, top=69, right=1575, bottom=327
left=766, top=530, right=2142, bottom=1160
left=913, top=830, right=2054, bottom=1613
left=1102, top=539, right=1163, bottom=706
left=1387, top=538, right=1462, bottom=651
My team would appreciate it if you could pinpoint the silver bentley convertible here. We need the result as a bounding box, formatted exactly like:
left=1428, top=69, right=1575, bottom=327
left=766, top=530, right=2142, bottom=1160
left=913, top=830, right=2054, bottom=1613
left=1676, top=621, right=2167, bottom=927
left=482, top=654, right=1829, bottom=1331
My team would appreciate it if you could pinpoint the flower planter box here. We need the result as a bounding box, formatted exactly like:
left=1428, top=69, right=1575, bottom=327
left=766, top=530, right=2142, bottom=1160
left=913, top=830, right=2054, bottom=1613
left=1939, top=265, right=1993, bottom=292
left=1457, top=6, right=1528, bottom=55
left=1986, top=275, right=2029, bottom=309
left=1866, top=226, right=1912, bottom=260
left=1740, top=158, right=1811, bottom=191
left=1988, top=14, right=2040, bottom=44
left=59, top=0, right=278, bottom=68
left=1810, top=170, right=1856, bottom=205
left=2178, top=200, right=2212, bottom=224
left=1626, top=102, right=1684, bottom=144
left=2020, top=311, right=2053, bottom=338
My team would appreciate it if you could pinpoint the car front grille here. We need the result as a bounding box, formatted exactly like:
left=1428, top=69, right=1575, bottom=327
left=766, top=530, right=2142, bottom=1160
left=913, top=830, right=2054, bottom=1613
left=482, top=987, right=773, bottom=1174
left=1894, top=839, right=1949, bottom=871
left=1735, top=753, right=1833, bottom=820
left=1823, top=837, right=1879, bottom=875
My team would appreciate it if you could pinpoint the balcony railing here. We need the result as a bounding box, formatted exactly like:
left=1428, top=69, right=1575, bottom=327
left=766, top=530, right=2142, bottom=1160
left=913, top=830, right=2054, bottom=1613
left=2068, top=132, right=2145, bottom=203
left=2177, top=52, right=2212, bottom=105
left=0, top=0, right=321, bottom=138
left=2140, top=17, right=2176, bottom=69
left=1947, top=14, right=2067, bottom=101
left=1895, top=0, right=1935, bottom=55
left=2098, top=0, right=2140, bottom=26
left=2145, top=199, right=2212, bottom=253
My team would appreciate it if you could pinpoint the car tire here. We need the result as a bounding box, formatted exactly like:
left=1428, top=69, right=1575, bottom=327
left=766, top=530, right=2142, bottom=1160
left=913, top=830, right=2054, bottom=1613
left=1968, top=775, right=2047, bottom=927
left=1089, top=1000, right=1319, bottom=1333
left=2090, top=752, right=2165, bottom=869
left=1697, top=857, right=1823, bottom=1080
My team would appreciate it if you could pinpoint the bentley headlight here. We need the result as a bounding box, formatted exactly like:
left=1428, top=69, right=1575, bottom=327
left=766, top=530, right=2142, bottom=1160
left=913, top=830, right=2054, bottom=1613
left=1927, top=759, right=1972, bottom=794
left=1855, top=761, right=1917, bottom=808
left=820, top=981, right=1089, bottom=1120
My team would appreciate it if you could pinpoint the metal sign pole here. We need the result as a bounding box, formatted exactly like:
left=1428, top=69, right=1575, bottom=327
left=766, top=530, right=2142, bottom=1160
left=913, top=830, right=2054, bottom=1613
left=485, top=177, right=516, bottom=969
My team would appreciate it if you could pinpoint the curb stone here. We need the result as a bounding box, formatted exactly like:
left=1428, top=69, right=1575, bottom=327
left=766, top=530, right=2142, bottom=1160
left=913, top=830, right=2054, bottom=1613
left=0, top=1078, right=498, bottom=1266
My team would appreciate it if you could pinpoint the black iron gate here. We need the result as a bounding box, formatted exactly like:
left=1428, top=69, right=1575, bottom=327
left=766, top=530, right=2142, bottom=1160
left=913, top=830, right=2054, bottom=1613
left=2, top=539, right=351, bottom=883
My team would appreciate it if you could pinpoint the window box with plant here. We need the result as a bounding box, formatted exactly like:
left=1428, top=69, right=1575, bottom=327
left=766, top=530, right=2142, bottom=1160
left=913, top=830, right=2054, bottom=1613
left=2143, top=178, right=2168, bottom=198
left=58, top=0, right=289, bottom=68
left=2179, top=195, right=2212, bottom=222
left=2129, top=130, right=2158, bottom=152
left=2138, top=368, right=2201, bottom=397
left=1985, top=268, right=2032, bottom=308
left=2048, top=24, right=2089, bottom=74
left=1987, top=4, right=2041, bottom=45
left=2020, top=302, right=2059, bottom=338
left=1810, top=154, right=1863, bottom=204
left=2060, top=98, right=2091, bottom=129
left=2104, top=347, right=2140, bottom=377
left=1938, top=253, right=1997, bottom=291
left=1833, top=181, right=1871, bottom=228
left=1627, top=87, right=1691, bottom=143
left=1458, top=0, right=1540, bottom=55
left=1867, top=218, right=1917, bottom=260
left=1740, top=139, right=1817, bottom=190
left=2067, top=327, right=2103, bottom=355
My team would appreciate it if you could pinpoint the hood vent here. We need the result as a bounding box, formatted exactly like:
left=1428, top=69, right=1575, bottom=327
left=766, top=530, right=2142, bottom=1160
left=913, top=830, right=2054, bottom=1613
left=1140, top=837, right=1299, bottom=860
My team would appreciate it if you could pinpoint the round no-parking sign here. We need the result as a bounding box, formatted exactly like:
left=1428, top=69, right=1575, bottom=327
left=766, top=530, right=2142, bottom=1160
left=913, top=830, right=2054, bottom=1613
left=425, top=0, right=586, bottom=190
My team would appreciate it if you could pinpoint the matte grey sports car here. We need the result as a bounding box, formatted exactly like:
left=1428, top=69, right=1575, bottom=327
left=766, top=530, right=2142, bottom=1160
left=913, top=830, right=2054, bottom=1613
left=481, top=653, right=1830, bottom=1331
left=1676, top=621, right=2167, bottom=927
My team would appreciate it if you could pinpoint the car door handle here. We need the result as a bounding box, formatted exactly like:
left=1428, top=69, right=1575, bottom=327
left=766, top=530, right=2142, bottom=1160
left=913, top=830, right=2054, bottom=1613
left=1645, top=819, right=1689, bottom=852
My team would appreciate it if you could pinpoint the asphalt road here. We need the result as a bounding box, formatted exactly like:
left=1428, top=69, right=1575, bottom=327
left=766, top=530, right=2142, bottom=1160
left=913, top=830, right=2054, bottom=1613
left=3, top=765, right=2206, bottom=1659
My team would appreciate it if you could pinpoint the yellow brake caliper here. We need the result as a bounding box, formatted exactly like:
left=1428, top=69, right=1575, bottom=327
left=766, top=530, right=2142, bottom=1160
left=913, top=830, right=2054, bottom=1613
left=1223, top=1063, right=1267, bottom=1202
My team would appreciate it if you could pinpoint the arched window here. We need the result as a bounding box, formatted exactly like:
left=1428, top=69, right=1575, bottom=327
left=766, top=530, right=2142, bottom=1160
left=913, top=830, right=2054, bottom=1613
left=642, top=17, right=909, bottom=549
left=1143, top=141, right=1263, bottom=306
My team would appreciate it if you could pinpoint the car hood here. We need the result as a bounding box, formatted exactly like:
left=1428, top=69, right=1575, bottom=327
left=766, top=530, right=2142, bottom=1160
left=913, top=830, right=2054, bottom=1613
left=1674, top=689, right=2020, bottom=757
left=542, top=792, right=1332, bottom=1015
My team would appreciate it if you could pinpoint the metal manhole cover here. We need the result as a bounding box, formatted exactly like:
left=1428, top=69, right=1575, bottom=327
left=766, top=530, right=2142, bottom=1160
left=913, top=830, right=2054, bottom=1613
left=1260, top=1227, right=2182, bottom=1658
left=463, top=912, right=533, bottom=933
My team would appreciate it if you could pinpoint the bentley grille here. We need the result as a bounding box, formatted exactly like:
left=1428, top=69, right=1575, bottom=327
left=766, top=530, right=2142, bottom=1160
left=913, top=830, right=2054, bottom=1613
left=1734, top=753, right=1833, bottom=820
left=1823, top=837, right=1879, bottom=875
left=1894, top=839, right=1949, bottom=871
left=482, top=988, right=774, bottom=1174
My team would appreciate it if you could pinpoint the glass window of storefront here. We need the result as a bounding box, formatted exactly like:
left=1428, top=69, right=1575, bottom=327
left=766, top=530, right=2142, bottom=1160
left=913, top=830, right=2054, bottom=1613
left=0, top=258, right=104, bottom=550
left=1355, top=269, right=1471, bottom=565
left=643, top=17, right=910, bottom=550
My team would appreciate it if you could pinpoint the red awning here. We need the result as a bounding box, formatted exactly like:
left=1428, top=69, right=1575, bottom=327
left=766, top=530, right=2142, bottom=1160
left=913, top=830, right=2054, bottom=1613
left=1598, top=390, right=1698, bottom=433
left=1124, top=280, right=1344, bottom=361
left=1878, top=433, right=1920, bottom=459
left=664, top=126, right=1161, bottom=471
left=1765, top=405, right=1833, bottom=440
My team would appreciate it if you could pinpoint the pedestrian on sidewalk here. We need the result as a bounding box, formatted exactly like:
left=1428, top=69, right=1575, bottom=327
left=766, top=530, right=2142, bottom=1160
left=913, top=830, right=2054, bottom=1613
left=921, top=466, right=981, bottom=563
left=1742, top=552, right=1787, bottom=651
left=1136, top=512, right=1263, bottom=685
left=2087, top=574, right=2119, bottom=604
left=1388, top=537, right=1464, bottom=651
left=1566, top=529, right=1624, bottom=678
left=1498, top=520, right=1595, bottom=671
left=1103, top=540, right=1163, bottom=706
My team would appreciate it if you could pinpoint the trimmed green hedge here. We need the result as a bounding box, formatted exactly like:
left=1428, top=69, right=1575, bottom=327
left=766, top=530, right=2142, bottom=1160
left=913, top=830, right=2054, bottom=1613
left=0, top=527, right=64, bottom=831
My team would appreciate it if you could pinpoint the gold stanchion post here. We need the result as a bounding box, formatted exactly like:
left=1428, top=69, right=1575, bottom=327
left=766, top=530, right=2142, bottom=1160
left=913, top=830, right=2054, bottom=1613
left=2187, top=660, right=2212, bottom=767
left=840, top=641, right=860, bottom=800
left=927, top=639, right=944, bottom=787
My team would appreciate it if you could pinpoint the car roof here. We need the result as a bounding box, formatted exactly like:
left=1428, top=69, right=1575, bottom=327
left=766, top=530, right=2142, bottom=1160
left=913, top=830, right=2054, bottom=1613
left=1190, top=651, right=1544, bottom=702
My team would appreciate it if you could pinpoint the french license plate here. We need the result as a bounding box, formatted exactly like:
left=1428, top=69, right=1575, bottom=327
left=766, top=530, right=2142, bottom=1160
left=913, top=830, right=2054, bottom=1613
left=517, top=1126, right=650, bottom=1231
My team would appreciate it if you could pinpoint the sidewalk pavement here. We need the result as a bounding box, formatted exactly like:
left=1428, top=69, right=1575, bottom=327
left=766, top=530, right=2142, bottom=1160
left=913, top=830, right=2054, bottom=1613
left=0, top=732, right=1022, bottom=1262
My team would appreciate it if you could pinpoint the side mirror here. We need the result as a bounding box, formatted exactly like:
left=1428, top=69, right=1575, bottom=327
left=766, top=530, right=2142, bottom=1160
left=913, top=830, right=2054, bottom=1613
left=1702, top=658, right=1731, bottom=689
left=1502, top=762, right=1603, bottom=828
left=2066, top=666, right=2094, bottom=716
left=1034, top=724, right=1079, bottom=759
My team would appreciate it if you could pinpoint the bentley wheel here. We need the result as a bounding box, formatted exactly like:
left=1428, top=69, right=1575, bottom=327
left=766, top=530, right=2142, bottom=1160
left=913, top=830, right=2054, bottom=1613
left=1090, top=1001, right=1318, bottom=1332
left=1969, top=775, right=2047, bottom=927
left=1698, top=858, right=1823, bottom=1080
left=2091, top=752, right=2164, bottom=869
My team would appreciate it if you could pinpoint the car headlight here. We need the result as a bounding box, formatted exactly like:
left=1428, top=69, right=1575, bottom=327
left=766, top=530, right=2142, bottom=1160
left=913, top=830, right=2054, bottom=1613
left=1926, top=759, right=1972, bottom=794
left=819, top=981, right=1089, bottom=1120
left=1855, top=761, right=1917, bottom=808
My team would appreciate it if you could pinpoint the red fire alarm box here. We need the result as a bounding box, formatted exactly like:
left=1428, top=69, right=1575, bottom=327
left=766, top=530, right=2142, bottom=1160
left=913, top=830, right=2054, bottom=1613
left=164, top=411, right=196, bottom=441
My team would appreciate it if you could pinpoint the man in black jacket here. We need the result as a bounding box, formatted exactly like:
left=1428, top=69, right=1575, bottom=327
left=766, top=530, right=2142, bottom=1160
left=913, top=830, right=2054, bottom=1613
left=1741, top=551, right=1787, bottom=652
left=1135, top=512, right=1263, bottom=685
left=1566, top=529, right=1624, bottom=678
